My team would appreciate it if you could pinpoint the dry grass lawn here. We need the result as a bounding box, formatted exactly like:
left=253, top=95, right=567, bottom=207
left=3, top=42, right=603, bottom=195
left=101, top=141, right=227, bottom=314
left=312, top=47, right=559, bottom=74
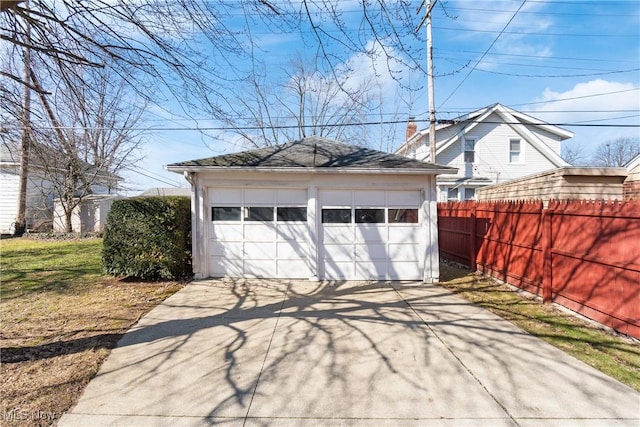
left=0, top=237, right=183, bottom=427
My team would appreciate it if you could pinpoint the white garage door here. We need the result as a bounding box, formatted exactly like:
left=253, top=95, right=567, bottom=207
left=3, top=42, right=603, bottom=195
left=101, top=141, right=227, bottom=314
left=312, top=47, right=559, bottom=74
left=209, top=188, right=311, bottom=278
left=320, top=190, right=423, bottom=280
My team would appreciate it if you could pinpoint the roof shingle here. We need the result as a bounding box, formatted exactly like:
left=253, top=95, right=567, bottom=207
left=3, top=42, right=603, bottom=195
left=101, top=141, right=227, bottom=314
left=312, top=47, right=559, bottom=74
left=167, top=136, right=452, bottom=172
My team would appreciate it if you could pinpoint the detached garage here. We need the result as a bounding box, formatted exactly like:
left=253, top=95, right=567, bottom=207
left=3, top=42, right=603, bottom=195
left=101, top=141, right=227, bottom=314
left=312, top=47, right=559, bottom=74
left=167, top=137, right=455, bottom=282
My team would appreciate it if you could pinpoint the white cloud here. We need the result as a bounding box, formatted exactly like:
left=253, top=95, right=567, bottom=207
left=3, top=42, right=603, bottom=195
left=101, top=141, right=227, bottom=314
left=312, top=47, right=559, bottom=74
left=530, top=79, right=640, bottom=156
left=339, top=40, right=412, bottom=101
left=531, top=79, right=640, bottom=124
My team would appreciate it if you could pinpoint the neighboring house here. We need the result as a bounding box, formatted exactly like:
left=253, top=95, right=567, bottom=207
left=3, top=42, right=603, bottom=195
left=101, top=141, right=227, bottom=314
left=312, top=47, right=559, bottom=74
left=52, top=194, right=123, bottom=233
left=623, top=153, right=640, bottom=199
left=167, top=136, right=455, bottom=282
left=396, top=103, right=575, bottom=202
left=1, top=141, right=54, bottom=233
left=0, top=140, right=119, bottom=234
left=476, top=167, right=628, bottom=205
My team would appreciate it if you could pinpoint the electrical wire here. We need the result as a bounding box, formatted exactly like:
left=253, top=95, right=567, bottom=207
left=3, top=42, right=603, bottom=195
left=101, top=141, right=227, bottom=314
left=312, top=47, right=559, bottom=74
left=438, top=1, right=529, bottom=108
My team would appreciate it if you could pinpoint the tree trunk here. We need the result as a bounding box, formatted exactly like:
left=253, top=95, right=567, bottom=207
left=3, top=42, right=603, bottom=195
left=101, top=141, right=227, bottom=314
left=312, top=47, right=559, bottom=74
left=15, top=21, right=32, bottom=236
left=65, top=208, right=73, bottom=233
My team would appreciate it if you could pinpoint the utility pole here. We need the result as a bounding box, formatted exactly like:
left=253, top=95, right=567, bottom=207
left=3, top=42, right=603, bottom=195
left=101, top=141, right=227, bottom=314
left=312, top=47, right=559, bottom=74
left=417, top=0, right=437, bottom=163
left=15, top=0, right=31, bottom=236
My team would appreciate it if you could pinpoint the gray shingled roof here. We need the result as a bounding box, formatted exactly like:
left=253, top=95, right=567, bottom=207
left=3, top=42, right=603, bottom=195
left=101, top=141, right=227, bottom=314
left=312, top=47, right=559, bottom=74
left=167, top=136, right=453, bottom=172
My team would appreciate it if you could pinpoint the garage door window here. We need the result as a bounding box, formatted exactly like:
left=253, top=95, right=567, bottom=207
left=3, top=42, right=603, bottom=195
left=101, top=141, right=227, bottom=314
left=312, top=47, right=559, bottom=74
left=277, top=207, right=307, bottom=222
left=246, top=206, right=274, bottom=221
left=355, top=208, right=385, bottom=223
left=322, top=208, right=351, bottom=223
left=388, top=208, right=418, bottom=223
left=212, top=207, right=241, bottom=221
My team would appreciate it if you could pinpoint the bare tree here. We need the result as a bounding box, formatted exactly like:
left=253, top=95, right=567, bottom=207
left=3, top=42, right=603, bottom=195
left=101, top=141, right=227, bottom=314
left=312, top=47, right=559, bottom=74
left=215, top=57, right=390, bottom=148
left=1, top=1, right=426, bottom=233
left=26, top=61, right=145, bottom=232
left=591, top=137, right=640, bottom=167
left=1, top=1, right=426, bottom=112
left=561, top=140, right=588, bottom=166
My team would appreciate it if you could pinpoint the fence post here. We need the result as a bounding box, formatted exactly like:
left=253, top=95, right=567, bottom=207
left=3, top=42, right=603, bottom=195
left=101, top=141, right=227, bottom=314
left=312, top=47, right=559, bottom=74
left=469, top=202, right=477, bottom=270
left=541, top=207, right=552, bottom=303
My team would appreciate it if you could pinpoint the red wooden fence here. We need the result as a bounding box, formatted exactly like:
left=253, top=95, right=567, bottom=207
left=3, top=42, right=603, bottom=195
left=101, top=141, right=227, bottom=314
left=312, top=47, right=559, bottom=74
left=437, top=200, right=640, bottom=339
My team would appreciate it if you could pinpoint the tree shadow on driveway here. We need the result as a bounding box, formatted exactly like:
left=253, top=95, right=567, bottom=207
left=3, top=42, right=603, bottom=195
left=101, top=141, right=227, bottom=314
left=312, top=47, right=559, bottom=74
left=66, top=278, right=640, bottom=426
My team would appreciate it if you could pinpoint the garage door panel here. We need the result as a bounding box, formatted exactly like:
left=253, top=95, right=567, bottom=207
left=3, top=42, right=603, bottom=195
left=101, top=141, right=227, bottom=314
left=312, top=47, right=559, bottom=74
left=210, top=188, right=242, bottom=204
left=277, top=189, right=307, bottom=204
left=356, top=243, right=387, bottom=260
left=355, top=225, right=387, bottom=243
left=278, top=223, right=308, bottom=241
left=244, top=260, right=276, bottom=278
left=323, top=226, right=353, bottom=244
left=277, top=260, right=309, bottom=278
left=243, top=224, right=276, bottom=241
left=355, top=262, right=387, bottom=280
left=211, top=224, right=243, bottom=241
left=387, top=190, right=421, bottom=206
left=211, top=257, right=243, bottom=276
left=244, top=242, right=276, bottom=259
left=319, top=190, right=351, bottom=206
left=243, top=189, right=275, bottom=204
left=388, top=262, right=422, bottom=280
left=389, top=243, right=421, bottom=261
left=353, top=191, right=382, bottom=206
left=388, top=225, right=420, bottom=244
left=323, top=243, right=353, bottom=261
left=324, top=261, right=352, bottom=279
left=277, top=241, right=309, bottom=259
left=211, top=241, right=242, bottom=258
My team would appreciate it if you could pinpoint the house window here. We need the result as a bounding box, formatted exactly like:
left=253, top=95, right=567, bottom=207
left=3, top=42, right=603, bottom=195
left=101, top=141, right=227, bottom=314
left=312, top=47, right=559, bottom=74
left=389, top=209, right=419, bottom=223
left=447, top=188, right=459, bottom=201
left=509, top=139, right=521, bottom=163
left=464, top=188, right=476, bottom=200
left=464, top=139, right=476, bottom=163
left=355, top=208, right=385, bottom=224
left=277, top=207, right=307, bottom=222
left=245, top=206, right=274, bottom=222
left=322, top=208, right=352, bottom=223
left=212, top=206, right=241, bottom=221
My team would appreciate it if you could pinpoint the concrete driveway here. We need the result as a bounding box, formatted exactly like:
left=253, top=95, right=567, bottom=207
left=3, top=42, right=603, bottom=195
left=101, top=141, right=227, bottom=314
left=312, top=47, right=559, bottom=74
left=59, top=280, right=639, bottom=426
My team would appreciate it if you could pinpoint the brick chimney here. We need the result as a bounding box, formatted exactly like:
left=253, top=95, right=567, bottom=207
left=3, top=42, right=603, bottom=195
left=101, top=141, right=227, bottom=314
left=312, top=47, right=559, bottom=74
left=406, top=116, right=417, bottom=140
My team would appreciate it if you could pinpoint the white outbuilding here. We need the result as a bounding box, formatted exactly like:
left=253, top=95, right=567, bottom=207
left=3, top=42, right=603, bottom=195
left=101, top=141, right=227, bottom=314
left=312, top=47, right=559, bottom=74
left=167, top=137, right=455, bottom=282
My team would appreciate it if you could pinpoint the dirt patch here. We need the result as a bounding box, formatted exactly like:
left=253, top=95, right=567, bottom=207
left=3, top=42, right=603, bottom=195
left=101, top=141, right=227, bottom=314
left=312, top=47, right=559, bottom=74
left=0, top=277, right=183, bottom=427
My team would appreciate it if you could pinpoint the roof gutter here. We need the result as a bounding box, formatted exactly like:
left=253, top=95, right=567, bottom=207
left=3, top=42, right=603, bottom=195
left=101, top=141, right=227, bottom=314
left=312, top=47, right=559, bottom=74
left=166, top=165, right=458, bottom=176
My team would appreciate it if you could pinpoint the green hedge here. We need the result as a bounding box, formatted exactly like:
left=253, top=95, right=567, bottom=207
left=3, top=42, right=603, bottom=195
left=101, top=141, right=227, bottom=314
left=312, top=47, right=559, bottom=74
left=102, top=196, right=192, bottom=280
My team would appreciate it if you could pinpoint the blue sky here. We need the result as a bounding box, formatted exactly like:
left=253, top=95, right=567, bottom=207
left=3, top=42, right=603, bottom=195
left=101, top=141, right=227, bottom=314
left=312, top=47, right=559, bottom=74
left=122, top=0, right=640, bottom=193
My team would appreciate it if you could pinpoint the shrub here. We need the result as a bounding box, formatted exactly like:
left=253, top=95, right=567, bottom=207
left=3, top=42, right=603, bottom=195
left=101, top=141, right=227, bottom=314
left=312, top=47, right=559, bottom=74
left=102, top=196, right=192, bottom=280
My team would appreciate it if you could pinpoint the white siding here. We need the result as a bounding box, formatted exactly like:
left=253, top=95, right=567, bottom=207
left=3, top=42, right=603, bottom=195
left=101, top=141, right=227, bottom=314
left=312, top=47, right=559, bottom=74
left=0, top=169, right=19, bottom=234
left=525, top=124, right=563, bottom=156
left=436, top=115, right=561, bottom=184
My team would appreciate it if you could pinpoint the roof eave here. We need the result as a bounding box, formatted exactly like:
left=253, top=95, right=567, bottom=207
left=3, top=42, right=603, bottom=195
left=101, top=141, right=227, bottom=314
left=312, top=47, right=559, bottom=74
left=166, top=165, right=457, bottom=176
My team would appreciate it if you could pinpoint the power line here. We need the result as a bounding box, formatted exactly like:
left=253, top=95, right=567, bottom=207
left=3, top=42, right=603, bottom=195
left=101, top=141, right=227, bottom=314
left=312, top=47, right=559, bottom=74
left=439, top=1, right=529, bottom=108
left=509, top=88, right=639, bottom=107
left=446, top=6, right=638, bottom=18
left=433, top=26, right=637, bottom=38
left=124, top=166, right=182, bottom=187
left=470, top=67, right=639, bottom=79
left=435, top=48, right=638, bottom=64
left=4, top=118, right=637, bottom=132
